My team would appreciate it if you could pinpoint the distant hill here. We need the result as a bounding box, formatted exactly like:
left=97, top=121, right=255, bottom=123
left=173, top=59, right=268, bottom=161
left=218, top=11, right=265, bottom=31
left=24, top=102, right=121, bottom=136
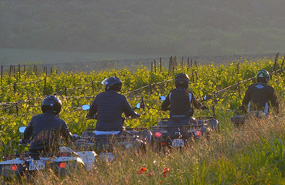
left=1, top=0, right=285, bottom=56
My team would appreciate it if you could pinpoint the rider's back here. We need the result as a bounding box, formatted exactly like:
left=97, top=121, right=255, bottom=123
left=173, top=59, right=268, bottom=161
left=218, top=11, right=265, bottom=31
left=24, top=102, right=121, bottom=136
left=164, top=88, right=191, bottom=118
left=243, top=82, right=277, bottom=112
left=93, top=91, right=133, bottom=131
left=25, top=110, right=67, bottom=152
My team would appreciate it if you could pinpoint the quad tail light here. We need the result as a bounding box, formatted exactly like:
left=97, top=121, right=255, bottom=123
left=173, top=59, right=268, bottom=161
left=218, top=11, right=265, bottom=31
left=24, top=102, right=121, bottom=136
left=11, top=165, right=18, bottom=171
left=59, top=162, right=66, bottom=168
left=195, top=130, right=202, bottom=136
left=154, top=132, right=162, bottom=138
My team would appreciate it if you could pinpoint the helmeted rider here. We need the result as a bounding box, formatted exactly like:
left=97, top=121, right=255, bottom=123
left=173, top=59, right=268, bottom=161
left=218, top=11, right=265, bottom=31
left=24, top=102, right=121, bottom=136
left=240, top=69, right=279, bottom=115
left=161, top=73, right=207, bottom=122
left=22, top=95, right=77, bottom=156
left=87, top=76, right=140, bottom=131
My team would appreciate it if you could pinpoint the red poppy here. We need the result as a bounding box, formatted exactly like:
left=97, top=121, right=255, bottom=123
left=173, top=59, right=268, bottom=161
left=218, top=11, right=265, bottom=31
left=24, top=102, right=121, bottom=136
left=147, top=172, right=153, bottom=176
left=136, top=167, right=147, bottom=174
left=162, top=167, right=170, bottom=177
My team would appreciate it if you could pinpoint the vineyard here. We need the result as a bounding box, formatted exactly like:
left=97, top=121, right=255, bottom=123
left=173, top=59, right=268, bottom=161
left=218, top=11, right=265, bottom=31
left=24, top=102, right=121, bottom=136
left=0, top=56, right=284, bottom=184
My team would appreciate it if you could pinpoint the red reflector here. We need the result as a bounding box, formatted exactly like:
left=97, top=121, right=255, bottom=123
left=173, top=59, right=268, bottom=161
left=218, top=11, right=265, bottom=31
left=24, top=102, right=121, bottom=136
left=11, top=165, right=17, bottom=171
left=154, top=132, right=162, bottom=138
left=195, top=130, right=202, bottom=136
left=161, top=143, right=166, bottom=145
left=59, top=162, right=66, bottom=168
left=61, top=153, right=68, bottom=157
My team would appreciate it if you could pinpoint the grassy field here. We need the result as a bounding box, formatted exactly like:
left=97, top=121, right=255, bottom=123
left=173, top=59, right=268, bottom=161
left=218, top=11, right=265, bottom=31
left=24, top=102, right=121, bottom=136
left=4, top=114, right=284, bottom=184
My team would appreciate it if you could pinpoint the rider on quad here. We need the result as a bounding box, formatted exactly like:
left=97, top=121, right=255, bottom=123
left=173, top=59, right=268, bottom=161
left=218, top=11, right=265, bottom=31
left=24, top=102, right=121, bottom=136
left=86, top=76, right=140, bottom=132
left=21, top=95, right=77, bottom=158
left=239, top=69, right=279, bottom=115
left=161, top=73, right=207, bottom=125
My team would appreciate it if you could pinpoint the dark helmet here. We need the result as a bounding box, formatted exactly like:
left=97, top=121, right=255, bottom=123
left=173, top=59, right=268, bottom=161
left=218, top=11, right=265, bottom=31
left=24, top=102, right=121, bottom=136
left=257, top=69, right=270, bottom=83
left=175, top=73, right=189, bottom=88
left=101, top=76, right=122, bottom=91
left=41, top=95, right=62, bottom=115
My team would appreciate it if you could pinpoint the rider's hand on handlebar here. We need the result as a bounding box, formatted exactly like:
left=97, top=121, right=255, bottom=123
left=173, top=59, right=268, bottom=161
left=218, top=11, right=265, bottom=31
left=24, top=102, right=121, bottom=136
left=86, top=114, right=97, bottom=120
left=19, top=139, right=29, bottom=145
left=20, top=139, right=25, bottom=144
left=72, top=134, right=80, bottom=142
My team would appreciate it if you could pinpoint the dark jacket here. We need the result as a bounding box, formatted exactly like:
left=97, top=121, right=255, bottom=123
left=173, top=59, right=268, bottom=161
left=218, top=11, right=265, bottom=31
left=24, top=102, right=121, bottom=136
left=162, top=88, right=203, bottom=118
left=241, top=82, right=279, bottom=114
left=23, top=110, right=74, bottom=153
left=87, top=91, right=138, bottom=131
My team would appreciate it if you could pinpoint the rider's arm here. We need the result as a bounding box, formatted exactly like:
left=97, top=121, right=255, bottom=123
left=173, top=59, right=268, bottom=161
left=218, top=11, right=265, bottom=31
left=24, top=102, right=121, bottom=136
left=60, top=120, right=76, bottom=143
left=191, top=93, right=202, bottom=109
left=190, top=93, right=207, bottom=110
left=122, top=96, right=140, bottom=118
left=241, top=86, right=252, bottom=113
left=270, top=90, right=279, bottom=115
left=23, top=119, right=33, bottom=143
left=161, top=93, right=171, bottom=111
left=87, top=99, right=97, bottom=118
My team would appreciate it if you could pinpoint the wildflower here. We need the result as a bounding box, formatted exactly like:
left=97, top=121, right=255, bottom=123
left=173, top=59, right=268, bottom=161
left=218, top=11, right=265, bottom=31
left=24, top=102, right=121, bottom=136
left=162, top=167, right=170, bottom=177
left=136, top=167, right=147, bottom=174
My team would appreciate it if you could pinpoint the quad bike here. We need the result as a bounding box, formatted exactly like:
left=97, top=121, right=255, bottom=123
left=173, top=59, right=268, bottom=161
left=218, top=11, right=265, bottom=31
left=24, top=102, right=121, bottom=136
left=77, top=100, right=152, bottom=162
left=0, top=127, right=96, bottom=182
left=231, top=110, right=267, bottom=128
left=150, top=95, right=219, bottom=151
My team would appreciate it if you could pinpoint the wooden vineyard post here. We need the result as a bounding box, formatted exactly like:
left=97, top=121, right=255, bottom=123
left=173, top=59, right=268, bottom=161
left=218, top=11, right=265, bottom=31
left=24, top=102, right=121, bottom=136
left=237, top=63, right=240, bottom=96
left=9, top=65, right=11, bottom=76
left=44, top=77, right=47, bottom=95
left=173, top=56, right=178, bottom=71
left=151, top=61, right=153, bottom=73
left=18, top=64, right=21, bottom=79
left=16, top=103, right=19, bottom=116
left=13, top=65, right=16, bottom=78
left=154, top=60, right=156, bottom=73
left=14, top=82, right=16, bottom=93
left=195, top=71, right=198, bottom=80
left=181, top=57, right=184, bottom=68
left=168, top=56, right=173, bottom=73
left=273, top=52, right=279, bottom=76
left=92, top=81, right=95, bottom=94
left=187, top=58, right=190, bottom=71
left=159, top=57, right=162, bottom=72
left=65, top=87, right=67, bottom=96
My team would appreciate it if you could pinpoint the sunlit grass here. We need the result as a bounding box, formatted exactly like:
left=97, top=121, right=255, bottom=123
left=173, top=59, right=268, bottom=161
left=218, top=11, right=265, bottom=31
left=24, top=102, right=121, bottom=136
left=3, top=114, right=284, bottom=184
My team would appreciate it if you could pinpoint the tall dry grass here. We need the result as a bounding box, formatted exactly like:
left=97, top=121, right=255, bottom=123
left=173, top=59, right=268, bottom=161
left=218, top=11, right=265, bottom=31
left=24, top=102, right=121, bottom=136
left=9, top=112, right=283, bottom=185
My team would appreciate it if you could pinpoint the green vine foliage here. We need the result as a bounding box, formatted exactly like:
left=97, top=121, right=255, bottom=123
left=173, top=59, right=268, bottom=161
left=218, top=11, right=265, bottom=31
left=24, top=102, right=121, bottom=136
left=0, top=58, right=284, bottom=156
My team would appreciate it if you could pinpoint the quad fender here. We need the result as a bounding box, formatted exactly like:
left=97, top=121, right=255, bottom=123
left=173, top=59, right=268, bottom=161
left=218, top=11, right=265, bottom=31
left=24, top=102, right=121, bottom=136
left=231, top=115, right=246, bottom=125
left=76, top=151, right=96, bottom=171
left=0, top=159, right=26, bottom=178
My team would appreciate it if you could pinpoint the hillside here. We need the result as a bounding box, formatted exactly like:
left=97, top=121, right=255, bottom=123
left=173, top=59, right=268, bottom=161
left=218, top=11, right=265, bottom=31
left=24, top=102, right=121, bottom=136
left=1, top=0, right=285, bottom=57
